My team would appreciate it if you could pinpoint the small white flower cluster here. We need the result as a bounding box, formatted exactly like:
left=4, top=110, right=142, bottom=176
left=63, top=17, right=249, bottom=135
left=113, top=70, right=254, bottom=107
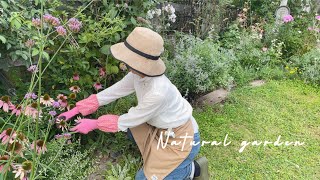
left=146, top=3, right=177, bottom=24
left=163, top=4, right=176, bottom=23
left=146, top=8, right=162, bottom=19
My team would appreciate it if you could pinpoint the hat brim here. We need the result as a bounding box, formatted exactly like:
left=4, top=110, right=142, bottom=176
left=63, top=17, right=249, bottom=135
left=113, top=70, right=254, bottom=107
left=110, top=42, right=166, bottom=77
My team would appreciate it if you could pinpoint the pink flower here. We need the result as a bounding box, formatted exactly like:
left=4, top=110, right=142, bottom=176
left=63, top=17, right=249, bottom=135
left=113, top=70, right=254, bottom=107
left=69, top=85, right=81, bottom=93
left=283, top=15, right=294, bottom=23
left=54, top=134, right=63, bottom=139
left=12, top=161, right=32, bottom=180
left=31, top=140, right=47, bottom=154
left=40, top=94, right=54, bottom=107
left=11, top=105, right=23, bottom=116
left=57, top=94, right=68, bottom=108
left=27, top=65, right=38, bottom=73
left=0, top=155, right=10, bottom=173
left=93, top=82, right=103, bottom=90
left=56, top=118, right=68, bottom=131
left=67, top=18, right=82, bottom=33
left=308, top=27, right=314, bottom=31
left=24, top=103, right=42, bottom=119
left=73, top=73, right=80, bottom=81
left=262, top=47, right=268, bottom=52
left=51, top=17, right=60, bottom=26
left=43, top=14, right=53, bottom=22
left=56, top=26, right=67, bottom=36
left=59, top=99, right=68, bottom=108
left=316, top=15, right=320, bottom=21
left=25, top=39, right=35, bottom=48
left=57, top=94, right=67, bottom=101
left=0, top=128, right=16, bottom=144
left=32, top=18, right=41, bottom=27
left=0, top=96, right=13, bottom=112
left=99, top=67, right=106, bottom=77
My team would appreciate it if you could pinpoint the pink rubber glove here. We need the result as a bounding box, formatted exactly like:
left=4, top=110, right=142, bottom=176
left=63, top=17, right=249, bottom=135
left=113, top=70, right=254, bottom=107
left=57, top=107, right=80, bottom=121
left=70, top=119, right=98, bottom=134
left=57, top=94, right=99, bottom=121
left=70, top=114, right=119, bottom=134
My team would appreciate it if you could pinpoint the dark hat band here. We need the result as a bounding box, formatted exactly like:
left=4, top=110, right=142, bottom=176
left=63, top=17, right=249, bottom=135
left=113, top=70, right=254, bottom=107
left=124, top=40, right=160, bottom=60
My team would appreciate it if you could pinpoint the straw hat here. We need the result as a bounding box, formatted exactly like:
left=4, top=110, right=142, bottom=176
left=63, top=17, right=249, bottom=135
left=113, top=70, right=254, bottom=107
left=110, top=27, right=166, bottom=77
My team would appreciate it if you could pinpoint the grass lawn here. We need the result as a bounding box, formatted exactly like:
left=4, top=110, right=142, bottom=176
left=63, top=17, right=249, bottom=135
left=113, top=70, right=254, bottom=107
left=194, top=80, right=320, bottom=179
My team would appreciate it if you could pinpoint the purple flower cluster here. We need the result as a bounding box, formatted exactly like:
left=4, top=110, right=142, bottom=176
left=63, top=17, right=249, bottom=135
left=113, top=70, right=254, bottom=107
left=32, top=18, right=41, bottom=27
left=27, top=65, right=38, bottom=73
left=32, top=14, right=82, bottom=36
left=316, top=15, right=320, bottom=21
left=43, top=14, right=60, bottom=26
left=68, top=18, right=82, bottom=33
left=49, top=110, right=57, bottom=116
left=56, top=26, right=67, bottom=36
left=55, top=133, right=71, bottom=139
left=25, top=39, right=35, bottom=48
left=52, top=101, right=60, bottom=108
left=283, top=15, right=294, bottom=23
left=24, top=92, right=38, bottom=100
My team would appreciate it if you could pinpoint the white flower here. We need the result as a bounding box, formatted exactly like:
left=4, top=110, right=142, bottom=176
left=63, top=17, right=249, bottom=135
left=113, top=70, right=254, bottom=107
left=163, top=4, right=175, bottom=14
left=155, top=9, right=161, bottom=16
left=168, top=5, right=175, bottom=14
left=146, top=10, right=154, bottom=19
left=169, top=14, right=177, bottom=23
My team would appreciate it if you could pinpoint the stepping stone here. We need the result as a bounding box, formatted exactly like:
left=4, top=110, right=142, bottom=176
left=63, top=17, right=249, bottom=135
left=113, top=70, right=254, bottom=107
left=250, top=80, right=266, bottom=87
left=196, top=88, right=229, bottom=106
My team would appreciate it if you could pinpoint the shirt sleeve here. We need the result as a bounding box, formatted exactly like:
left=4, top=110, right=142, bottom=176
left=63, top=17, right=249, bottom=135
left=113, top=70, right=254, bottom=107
left=117, top=92, right=166, bottom=132
left=96, top=72, right=135, bottom=106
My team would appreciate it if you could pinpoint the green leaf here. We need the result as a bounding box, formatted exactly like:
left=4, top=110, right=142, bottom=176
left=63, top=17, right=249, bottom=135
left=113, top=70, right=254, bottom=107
left=130, top=17, right=137, bottom=25
left=12, top=19, right=21, bottom=29
left=48, top=40, right=54, bottom=45
left=32, top=48, right=39, bottom=56
left=6, top=43, right=11, bottom=50
left=0, top=35, right=6, bottom=44
left=100, top=45, right=111, bottom=55
left=37, top=162, right=57, bottom=174
left=114, top=33, right=120, bottom=42
left=42, top=51, right=50, bottom=60
left=1, top=1, right=8, bottom=9
left=21, top=54, right=28, bottom=60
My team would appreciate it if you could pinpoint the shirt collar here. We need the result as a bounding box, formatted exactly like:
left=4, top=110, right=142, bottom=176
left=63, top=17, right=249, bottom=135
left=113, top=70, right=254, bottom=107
left=133, top=73, right=153, bottom=82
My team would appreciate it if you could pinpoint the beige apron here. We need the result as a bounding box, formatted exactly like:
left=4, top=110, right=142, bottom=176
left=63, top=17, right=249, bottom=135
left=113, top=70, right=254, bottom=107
left=129, top=119, right=194, bottom=180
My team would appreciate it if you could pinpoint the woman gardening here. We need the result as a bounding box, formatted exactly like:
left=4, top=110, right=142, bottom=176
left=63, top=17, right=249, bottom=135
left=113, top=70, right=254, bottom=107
left=57, top=27, right=209, bottom=180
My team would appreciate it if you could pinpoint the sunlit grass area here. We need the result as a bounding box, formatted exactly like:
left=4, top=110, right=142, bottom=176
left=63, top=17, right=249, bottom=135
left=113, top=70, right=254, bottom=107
left=194, top=80, right=320, bottom=179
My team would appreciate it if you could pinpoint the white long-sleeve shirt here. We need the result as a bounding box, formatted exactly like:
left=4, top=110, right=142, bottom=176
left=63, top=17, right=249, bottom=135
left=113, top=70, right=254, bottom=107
left=96, top=72, right=199, bottom=133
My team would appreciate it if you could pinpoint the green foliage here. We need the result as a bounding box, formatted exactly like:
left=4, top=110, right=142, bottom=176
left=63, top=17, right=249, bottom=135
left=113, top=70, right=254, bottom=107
left=0, top=0, right=35, bottom=70
left=289, top=48, right=320, bottom=85
left=165, top=33, right=236, bottom=98
left=105, top=154, right=141, bottom=180
left=39, top=139, right=97, bottom=180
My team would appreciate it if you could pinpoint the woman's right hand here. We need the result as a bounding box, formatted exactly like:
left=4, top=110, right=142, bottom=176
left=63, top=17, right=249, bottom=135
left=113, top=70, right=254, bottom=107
left=57, top=107, right=80, bottom=121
